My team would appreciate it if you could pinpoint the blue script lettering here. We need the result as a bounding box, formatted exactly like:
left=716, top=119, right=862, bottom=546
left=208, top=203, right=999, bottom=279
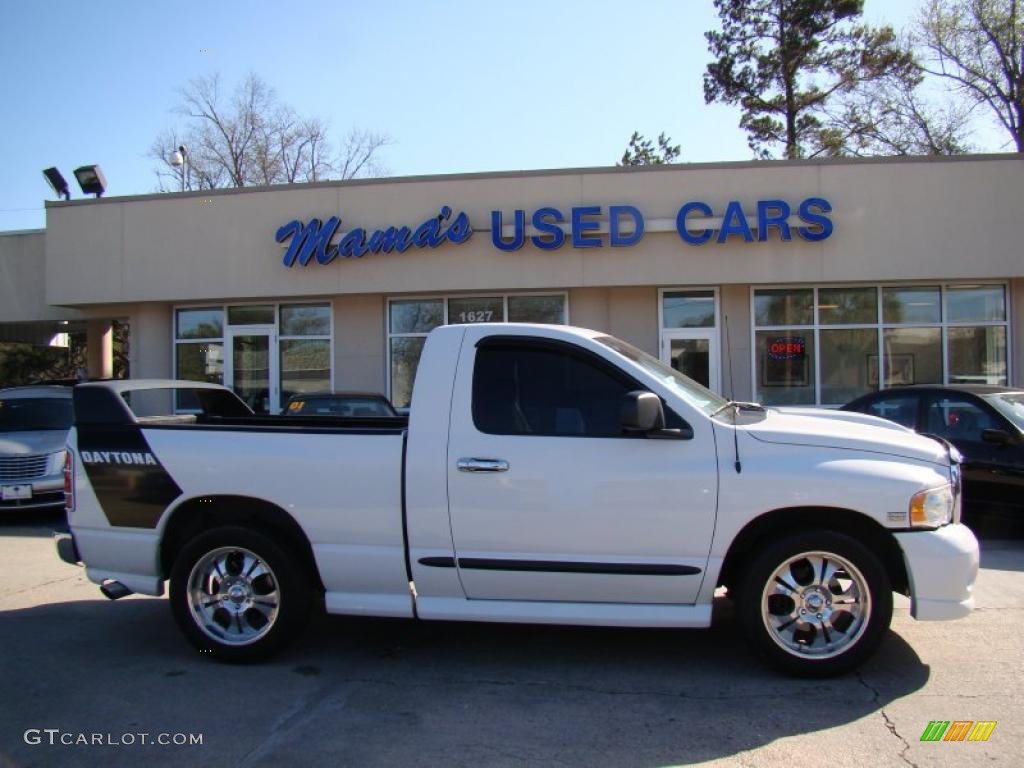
left=278, top=207, right=473, bottom=266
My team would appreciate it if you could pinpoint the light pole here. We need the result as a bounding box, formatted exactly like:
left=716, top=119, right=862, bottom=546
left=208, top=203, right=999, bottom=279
left=169, top=145, right=187, bottom=192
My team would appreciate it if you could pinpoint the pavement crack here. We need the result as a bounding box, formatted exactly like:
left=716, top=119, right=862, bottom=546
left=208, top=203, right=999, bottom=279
left=856, top=671, right=918, bottom=768
left=5, top=575, right=80, bottom=598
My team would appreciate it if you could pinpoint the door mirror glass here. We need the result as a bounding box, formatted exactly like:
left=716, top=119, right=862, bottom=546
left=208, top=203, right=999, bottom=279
left=621, top=391, right=665, bottom=433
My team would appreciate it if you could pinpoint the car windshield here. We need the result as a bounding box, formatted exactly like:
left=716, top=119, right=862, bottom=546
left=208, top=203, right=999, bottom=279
left=286, top=396, right=394, bottom=417
left=985, top=393, right=1024, bottom=431
left=0, top=397, right=73, bottom=432
left=594, top=335, right=728, bottom=416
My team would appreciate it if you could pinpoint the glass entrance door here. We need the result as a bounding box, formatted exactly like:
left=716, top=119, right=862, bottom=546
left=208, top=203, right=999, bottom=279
left=225, top=327, right=277, bottom=413
left=662, top=330, right=720, bottom=394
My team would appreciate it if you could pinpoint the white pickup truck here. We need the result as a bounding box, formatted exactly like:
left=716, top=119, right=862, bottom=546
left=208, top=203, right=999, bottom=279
left=55, top=323, right=978, bottom=676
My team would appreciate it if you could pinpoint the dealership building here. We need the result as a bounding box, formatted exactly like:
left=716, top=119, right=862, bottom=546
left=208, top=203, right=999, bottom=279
left=1, top=153, right=1021, bottom=411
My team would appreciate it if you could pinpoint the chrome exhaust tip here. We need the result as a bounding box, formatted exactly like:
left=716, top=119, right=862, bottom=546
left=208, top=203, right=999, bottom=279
left=100, top=581, right=133, bottom=600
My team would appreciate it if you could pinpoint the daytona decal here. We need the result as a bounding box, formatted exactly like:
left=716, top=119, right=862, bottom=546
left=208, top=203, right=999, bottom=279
left=80, top=451, right=158, bottom=466
left=76, top=426, right=182, bottom=529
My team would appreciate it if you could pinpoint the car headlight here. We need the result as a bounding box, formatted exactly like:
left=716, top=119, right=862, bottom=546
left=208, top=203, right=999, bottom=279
left=50, top=450, right=67, bottom=474
left=909, top=485, right=954, bottom=528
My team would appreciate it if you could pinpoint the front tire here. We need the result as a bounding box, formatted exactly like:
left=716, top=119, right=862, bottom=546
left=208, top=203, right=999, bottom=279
left=169, top=526, right=313, bottom=662
left=736, top=531, right=892, bottom=677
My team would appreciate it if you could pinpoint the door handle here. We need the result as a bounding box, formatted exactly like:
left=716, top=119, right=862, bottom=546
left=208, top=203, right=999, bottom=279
left=457, top=458, right=510, bottom=473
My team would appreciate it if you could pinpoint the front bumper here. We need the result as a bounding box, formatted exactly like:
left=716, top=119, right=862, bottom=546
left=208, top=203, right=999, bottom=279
left=895, top=523, right=979, bottom=620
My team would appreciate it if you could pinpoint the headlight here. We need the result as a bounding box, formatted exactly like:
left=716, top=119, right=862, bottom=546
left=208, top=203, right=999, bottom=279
left=909, top=485, right=954, bottom=528
left=50, top=450, right=67, bottom=474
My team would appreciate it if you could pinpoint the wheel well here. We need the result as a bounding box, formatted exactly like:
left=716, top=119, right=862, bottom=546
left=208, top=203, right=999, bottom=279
left=160, top=496, right=324, bottom=592
left=717, top=507, right=909, bottom=596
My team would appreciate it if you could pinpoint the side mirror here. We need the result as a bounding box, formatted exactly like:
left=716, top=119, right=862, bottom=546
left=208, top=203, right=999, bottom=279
left=981, top=428, right=1016, bottom=446
left=621, top=391, right=665, bottom=432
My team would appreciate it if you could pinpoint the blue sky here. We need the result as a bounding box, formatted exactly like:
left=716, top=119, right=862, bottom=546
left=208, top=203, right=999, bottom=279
left=0, top=0, right=995, bottom=232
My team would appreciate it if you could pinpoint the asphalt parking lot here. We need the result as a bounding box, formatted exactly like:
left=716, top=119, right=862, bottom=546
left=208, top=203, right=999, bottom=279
left=0, top=512, right=1021, bottom=768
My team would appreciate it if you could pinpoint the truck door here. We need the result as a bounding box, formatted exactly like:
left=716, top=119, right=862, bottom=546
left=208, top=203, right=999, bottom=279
left=445, top=330, right=717, bottom=604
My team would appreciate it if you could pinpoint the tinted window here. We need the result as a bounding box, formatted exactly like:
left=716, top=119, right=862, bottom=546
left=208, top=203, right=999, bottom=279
left=861, top=394, right=919, bottom=429
left=924, top=397, right=1000, bottom=442
left=473, top=343, right=639, bottom=437
left=0, top=397, right=73, bottom=431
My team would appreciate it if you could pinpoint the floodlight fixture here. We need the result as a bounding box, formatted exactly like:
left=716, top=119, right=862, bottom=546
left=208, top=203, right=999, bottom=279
left=43, top=167, right=71, bottom=200
left=74, top=165, right=107, bottom=197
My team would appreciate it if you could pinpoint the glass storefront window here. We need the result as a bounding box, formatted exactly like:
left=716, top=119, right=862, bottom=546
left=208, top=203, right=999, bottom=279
left=508, top=295, right=566, bottom=323
left=948, top=326, right=1007, bottom=385
left=883, top=286, right=940, bottom=324
left=390, top=300, right=444, bottom=334
left=754, top=283, right=1008, bottom=406
left=227, top=305, right=275, bottom=325
left=756, top=331, right=816, bottom=405
left=175, top=342, right=223, bottom=384
left=175, top=303, right=331, bottom=414
left=882, top=328, right=942, bottom=386
left=946, top=285, right=1006, bottom=323
left=280, top=304, right=330, bottom=336
left=176, top=308, right=223, bottom=340
left=280, top=339, right=331, bottom=403
left=754, top=288, right=813, bottom=326
left=818, top=287, right=877, bottom=325
left=390, top=337, right=426, bottom=409
left=448, top=297, right=503, bottom=324
left=820, top=328, right=877, bottom=403
left=663, top=291, right=716, bottom=328
left=387, top=294, right=567, bottom=407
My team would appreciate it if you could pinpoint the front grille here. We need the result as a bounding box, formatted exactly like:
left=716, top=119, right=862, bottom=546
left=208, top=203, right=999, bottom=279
left=0, top=454, right=50, bottom=481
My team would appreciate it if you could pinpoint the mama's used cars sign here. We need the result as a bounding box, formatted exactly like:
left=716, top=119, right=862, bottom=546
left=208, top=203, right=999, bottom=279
left=275, top=197, right=832, bottom=267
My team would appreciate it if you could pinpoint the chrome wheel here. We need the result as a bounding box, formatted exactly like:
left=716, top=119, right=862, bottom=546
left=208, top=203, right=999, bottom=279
left=761, top=550, right=871, bottom=660
left=186, top=546, right=279, bottom=646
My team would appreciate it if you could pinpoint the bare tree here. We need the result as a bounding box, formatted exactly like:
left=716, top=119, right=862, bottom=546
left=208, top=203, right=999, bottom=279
left=814, top=44, right=975, bottom=156
left=150, top=73, right=391, bottom=191
left=917, top=0, right=1024, bottom=151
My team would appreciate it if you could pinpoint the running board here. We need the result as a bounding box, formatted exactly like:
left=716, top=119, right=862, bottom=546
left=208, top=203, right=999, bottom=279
left=415, top=597, right=713, bottom=628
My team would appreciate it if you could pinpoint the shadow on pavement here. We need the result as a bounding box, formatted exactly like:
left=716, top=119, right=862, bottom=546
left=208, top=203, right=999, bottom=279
left=0, top=595, right=930, bottom=767
left=0, top=510, right=67, bottom=536
left=979, top=537, right=1024, bottom=573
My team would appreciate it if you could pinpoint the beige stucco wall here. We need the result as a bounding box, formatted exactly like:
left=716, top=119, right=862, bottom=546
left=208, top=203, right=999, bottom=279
left=567, top=287, right=658, bottom=356
left=43, top=155, right=1024, bottom=308
left=333, top=294, right=387, bottom=392
left=129, top=303, right=173, bottom=379
left=0, top=230, right=80, bottom=322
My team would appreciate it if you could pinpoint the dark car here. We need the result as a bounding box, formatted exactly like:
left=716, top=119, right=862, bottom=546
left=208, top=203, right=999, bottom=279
left=283, top=392, right=398, bottom=418
left=842, top=385, right=1024, bottom=527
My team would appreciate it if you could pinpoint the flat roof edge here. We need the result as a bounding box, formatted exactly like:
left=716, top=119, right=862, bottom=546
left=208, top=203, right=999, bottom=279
left=0, top=228, right=46, bottom=236
left=44, top=153, right=1024, bottom=209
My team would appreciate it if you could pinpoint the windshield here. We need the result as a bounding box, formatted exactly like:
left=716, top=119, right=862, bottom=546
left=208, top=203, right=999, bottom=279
left=0, top=397, right=74, bottom=432
left=595, top=335, right=729, bottom=416
left=985, top=393, right=1024, bottom=431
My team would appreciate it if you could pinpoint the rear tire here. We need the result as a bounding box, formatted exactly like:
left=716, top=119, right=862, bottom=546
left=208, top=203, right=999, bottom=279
left=169, top=526, right=313, bottom=662
left=736, top=530, right=892, bottom=677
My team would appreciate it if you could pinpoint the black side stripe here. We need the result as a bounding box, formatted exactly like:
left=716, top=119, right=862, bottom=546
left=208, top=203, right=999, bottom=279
left=418, top=557, right=700, bottom=576
left=76, top=425, right=182, bottom=529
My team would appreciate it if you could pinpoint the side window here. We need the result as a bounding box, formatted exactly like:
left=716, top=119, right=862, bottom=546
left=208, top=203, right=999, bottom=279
left=473, top=343, right=641, bottom=438
left=863, top=395, right=919, bottom=429
left=924, top=397, right=1000, bottom=442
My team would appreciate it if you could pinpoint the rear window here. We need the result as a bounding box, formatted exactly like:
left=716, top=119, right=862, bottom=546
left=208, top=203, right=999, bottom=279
left=0, top=397, right=73, bottom=431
